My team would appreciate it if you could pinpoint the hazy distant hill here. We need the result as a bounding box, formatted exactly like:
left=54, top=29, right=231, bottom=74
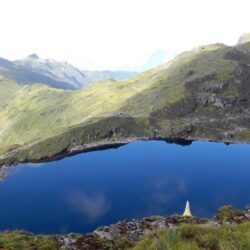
left=238, top=33, right=250, bottom=45
left=82, top=70, right=137, bottom=82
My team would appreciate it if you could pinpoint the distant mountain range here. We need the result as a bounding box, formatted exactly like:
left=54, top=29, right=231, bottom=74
left=0, top=54, right=137, bottom=90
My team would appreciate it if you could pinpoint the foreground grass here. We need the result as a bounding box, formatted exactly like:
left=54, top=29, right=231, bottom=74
left=132, top=222, right=250, bottom=250
left=1, top=222, right=250, bottom=249
left=0, top=231, right=58, bottom=250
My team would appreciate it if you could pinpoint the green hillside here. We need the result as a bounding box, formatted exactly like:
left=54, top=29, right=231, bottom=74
left=0, top=76, right=20, bottom=107
left=132, top=223, right=250, bottom=250
left=1, top=41, right=250, bottom=165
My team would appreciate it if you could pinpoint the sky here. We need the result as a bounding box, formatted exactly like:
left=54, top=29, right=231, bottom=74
left=0, top=0, right=250, bottom=71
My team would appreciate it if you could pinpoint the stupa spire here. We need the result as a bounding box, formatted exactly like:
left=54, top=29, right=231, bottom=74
left=183, top=200, right=192, bottom=217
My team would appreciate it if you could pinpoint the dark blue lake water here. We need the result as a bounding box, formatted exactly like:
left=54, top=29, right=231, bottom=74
left=0, top=140, right=250, bottom=234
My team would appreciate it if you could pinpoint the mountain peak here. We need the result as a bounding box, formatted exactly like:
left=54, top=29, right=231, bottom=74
left=238, top=33, right=250, bottom=45
left=27, top=54, right=39, bottom=60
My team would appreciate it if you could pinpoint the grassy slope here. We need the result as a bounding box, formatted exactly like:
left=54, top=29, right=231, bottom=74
left=132, top=223, right=250, bottom=250
left=1, top=223, right=250, bottom=250
left=0, top=231, right=57, bottom=249
left=1, top=42, right=250, bottom=163
left=0, top=76, right=20, bottom=107
left=0, top=78, right=149, bottom=154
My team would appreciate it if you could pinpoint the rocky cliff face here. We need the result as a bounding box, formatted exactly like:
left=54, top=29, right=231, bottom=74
left=145, top=43, right=250, bottom=141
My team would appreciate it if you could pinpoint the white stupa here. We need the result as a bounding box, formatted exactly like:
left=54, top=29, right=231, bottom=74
left=183, top=200, right=192, bottom=217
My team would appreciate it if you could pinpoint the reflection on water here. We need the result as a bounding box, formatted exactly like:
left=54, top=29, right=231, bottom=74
left=67, top=192, right=110, bottom=220
left=0, top=140, right=249, bottom=233
left=150, top=177, right=187, bottom=206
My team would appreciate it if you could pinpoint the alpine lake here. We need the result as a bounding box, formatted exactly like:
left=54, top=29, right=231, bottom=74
left=0, top=140, right=250, bottom=234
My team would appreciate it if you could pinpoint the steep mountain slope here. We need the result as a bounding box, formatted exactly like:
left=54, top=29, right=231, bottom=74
left=0, top=57, right=74, bottom=89
left=1, top=40, right=250, bottom=166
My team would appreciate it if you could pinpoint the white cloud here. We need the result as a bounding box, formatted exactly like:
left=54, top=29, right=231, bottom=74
left=0, top=0, right=249, bottom=70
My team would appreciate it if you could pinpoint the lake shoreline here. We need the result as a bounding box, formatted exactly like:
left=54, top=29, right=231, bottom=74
left=0, top=205, right=249, bottom=249
left=1, top=134, right=249, bottom=169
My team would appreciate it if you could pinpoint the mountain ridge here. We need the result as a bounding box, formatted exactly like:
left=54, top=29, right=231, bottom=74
left=13, top=54, right=88, bottom=89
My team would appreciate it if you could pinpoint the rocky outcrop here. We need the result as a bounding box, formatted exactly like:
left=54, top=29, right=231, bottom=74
left=50, top=206, right=250, bottom=249
left=94, top=216, right=208, bottom=242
